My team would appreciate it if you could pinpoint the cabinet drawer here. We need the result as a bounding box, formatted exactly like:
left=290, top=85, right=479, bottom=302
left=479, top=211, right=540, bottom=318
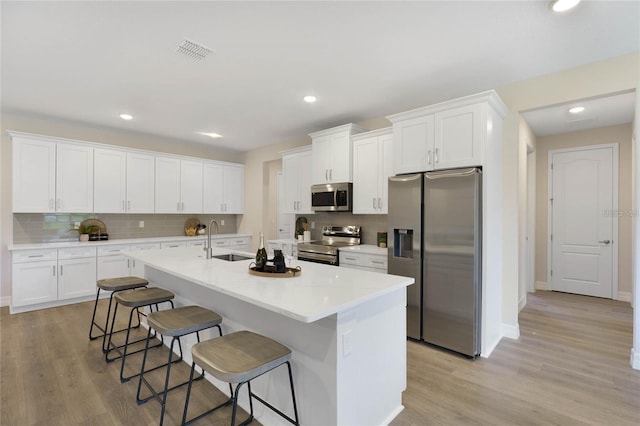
left=97, top=244, right=131, bottom=256
left=186, top=240, right=206, bottom=248
left=210, top=239, right=228, bottom=248
left=229, top=238, right=249, bottom=246
left=131, top=243, right=161, bottom=251
left=58, top=246, right=97, bottom=259
left=339, top=253, right=362, bottom=266
left=13, top=249, right=57, bottom=263
left=364, top=256, right=387, bottom=270
left=161, top=241, right=186, bottom=249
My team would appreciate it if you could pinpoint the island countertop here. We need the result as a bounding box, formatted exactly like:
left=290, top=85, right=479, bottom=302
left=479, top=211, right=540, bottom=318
left=127, top=246, right=413, bottom=323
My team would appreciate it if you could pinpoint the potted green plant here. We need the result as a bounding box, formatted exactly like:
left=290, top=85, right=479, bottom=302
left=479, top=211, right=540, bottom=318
left=75, top=224, right=91, bottom=242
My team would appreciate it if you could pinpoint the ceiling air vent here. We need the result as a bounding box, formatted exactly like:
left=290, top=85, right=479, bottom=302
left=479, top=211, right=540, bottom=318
left=176, top=38, right=213, bottom=61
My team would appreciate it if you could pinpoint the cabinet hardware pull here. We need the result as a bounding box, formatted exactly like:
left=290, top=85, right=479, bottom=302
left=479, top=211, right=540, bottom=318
left=28, top=255, right=44, bottom=258
left=330, top=169, right=332, bottom=180
left=378, top=198, right=382, bottom=210
left=123, top=200, right=125, bottom=211
left=427, top=151, right=432, bottom=165
left=128, top=200, right=131, bottom=210
left=373, top=198, right=376, bottom=209
left=371, top=260, right=384, bottom=264
left=60, top=265, right=63, bottom=276
left=53, top=266, right=56, bottom=276
left=325, top=169, right=328, bottom=181
left=599, top=240, right=611, bottom=244
left=434, top=148, right=439, bottom=164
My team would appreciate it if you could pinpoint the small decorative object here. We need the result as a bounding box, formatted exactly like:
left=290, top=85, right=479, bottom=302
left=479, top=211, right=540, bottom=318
left=295, top=216, right=308, bottom=239
left=272, top=249, right=286, bottom=273
left=255, top=232, right=268, bottom=271
left=248, top=264, right=302, bottom=278
left=184, top=218, right=200, bottom=236
left=303, top=230, right=311, bottom=241
left=377, top=232, right=387, bottom=248
left=196, top=223, right=207, bottom=235
left=79, top=219, right=108, bottom=241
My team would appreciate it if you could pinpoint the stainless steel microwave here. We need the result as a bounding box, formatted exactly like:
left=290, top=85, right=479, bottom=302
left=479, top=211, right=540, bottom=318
left=311, top=182, right=352, bottom=212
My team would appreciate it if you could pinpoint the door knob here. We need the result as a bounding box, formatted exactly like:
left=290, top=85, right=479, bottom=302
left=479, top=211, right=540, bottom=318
left=599, top=240, right=611, bottom=244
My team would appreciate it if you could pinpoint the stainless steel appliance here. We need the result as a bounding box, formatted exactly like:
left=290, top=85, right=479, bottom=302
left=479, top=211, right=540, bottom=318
left=311, top=182, right=352, bottom=212
left=297, top=225, right=361, bottom=265
left=388, top=168, right=481, bottom=358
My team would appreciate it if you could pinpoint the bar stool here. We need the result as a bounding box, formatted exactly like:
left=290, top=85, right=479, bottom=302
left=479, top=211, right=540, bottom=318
left=181, top=330, right=300, bottom=426
left=105, top=287, right=176, bottom=383
left=88, top=276, right=148, bottom=352
left=136, top=305, right=223, bottom=426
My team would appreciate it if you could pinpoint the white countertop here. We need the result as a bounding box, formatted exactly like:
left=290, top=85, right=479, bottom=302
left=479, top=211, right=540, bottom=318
left=339, top=244, right=387, bottom=256
left=128, top=247, right=413, bottom=323
left=8, top=234, right=251, bottom=251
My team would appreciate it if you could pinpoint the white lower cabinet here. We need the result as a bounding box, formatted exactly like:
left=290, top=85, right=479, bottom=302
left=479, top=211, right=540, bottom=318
left=339, top=251, right=387, bottom=273
left=12, top=247, right=97, bottom=308
left=97, top=245, right=132, bottom=280
left=12, top=253, right=58, bottom=307
left=130, top=243, right=161, bottom=276
left=58, top=247, right=97, bottom=299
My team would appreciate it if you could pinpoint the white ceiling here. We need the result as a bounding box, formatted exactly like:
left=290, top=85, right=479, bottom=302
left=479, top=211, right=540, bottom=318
left=2, top=1, right=639, bottom=152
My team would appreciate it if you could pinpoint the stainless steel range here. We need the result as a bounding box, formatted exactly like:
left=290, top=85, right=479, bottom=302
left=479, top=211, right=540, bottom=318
left=297, top=225, right=361, bottom=265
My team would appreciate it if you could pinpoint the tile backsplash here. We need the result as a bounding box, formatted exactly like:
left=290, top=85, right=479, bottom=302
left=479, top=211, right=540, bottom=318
left=296, top=212, right=388, bottom=246
left=13, top=213, right=238, bottom=244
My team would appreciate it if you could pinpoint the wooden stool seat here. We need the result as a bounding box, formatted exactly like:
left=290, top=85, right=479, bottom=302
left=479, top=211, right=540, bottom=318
left=115, top=287, right=175, bottom=308
left=147, top=306, right=222, bottom=337
left=97, top=276, right=149, bottom=292
left=182, top=330, right=299, bottom=426
left=192, top=330, right=291, bottom=384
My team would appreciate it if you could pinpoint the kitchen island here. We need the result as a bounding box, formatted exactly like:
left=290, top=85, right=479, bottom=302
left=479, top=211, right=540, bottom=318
left=127, top=246, right=413, bottom=426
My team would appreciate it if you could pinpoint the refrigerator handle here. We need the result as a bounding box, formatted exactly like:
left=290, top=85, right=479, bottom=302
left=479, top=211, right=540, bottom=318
left=425, top=167, right=479, bottom=179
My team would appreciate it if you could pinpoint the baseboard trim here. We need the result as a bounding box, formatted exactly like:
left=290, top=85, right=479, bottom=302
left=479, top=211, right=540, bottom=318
left=631, top=348, right=640, bottom=370
left=501, top=322, right=520, bottom=340
left=618, top=291, right=632, bottom=303
left=0, top=296, right=11, bottom=308
left=536, top=281, right=548, bottom=291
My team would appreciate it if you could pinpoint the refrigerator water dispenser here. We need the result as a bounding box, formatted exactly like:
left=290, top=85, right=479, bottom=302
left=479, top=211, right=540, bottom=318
left=393, top=229, right=414, bottom=258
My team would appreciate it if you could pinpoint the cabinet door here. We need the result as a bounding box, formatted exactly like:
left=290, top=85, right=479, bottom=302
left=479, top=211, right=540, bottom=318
left=180, top=160, right=203, bottom=213
left=203, top=163, right=224, bottom=213
left=12, top=260, right=58, bottom=307
left=352, top=137, right=380, bottom=214
left=327, top=131, right=351, bottom=183
left=58, top=257, right=97, bottom=299
left=12, top=137, right=56, bottom=212
left=282, top=155, right=299, bottom=214
left=97, top=255, right=131, bottom=280
left=434, top=104, right=482, bottom=169
left=94, top=148, right=127, bottom=213
left=155, top=156, right=181, bottom=213
left=223, top=165, right=244, bottom=213
left=393, top=115, right=434, bottom=174
left=130, top=243, right=161, bottom=277
left=126, top=152, right=155, bottom=213
left=56, top=143, right=94, bottom=212
left=312, top=135, right=332, bottom=184
left=297, top=150, right=313, bottom=214
left=377, top=133, right=394, bottom=214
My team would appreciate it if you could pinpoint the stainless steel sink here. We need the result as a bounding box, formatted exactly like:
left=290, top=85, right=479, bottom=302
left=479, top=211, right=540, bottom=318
left=211, top=253, right=253, bottom=262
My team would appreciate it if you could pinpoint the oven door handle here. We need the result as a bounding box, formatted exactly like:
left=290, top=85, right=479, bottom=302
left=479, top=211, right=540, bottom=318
left=297, top=251, right=337, bottom=264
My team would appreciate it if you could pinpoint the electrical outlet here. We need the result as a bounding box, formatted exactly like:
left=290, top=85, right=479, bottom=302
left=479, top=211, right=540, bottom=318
left=139, top=221, right=144, bottom=228
left=311, top=221, right=315, bottom=229
left=221, top=219, right=225, bottom=226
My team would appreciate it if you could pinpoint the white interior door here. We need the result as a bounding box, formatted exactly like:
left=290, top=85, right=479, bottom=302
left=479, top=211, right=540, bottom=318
left=549, top=144, right=618, bottom=298
left=277, top=172, right=294, bottom=239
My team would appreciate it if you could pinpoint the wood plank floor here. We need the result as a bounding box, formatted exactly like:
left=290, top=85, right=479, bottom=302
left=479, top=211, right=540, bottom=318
left=1, top=291, right=638, bottom=425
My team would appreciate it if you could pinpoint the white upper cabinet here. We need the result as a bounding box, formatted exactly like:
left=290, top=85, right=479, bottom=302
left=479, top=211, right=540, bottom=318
left=94, top=148, right=127, bottom=213
left=434, top=103, right=483, bottom=170
left=12, top=135, right=93, bottom=213
left=55, top=143, right=94, bottom=213
left=310, top=123, right=366, bottom=184
left=387, top=90, right=508, bottom=174
left=203, top=162, right=244, bottom=214
left=282, top=147, right=313, bottom=214
left=12, top=136, right=56, bottom=212
left=180, top=160, right=204, bottom=213
left=352, top=128, right=393, bottom=214
left=155, top=156, right=204, bottom=213
left=126, top=152, right=155, bottom=213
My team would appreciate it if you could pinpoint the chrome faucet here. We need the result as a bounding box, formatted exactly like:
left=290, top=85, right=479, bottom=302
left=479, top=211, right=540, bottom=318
left=204, top=219, right=219, bottom=259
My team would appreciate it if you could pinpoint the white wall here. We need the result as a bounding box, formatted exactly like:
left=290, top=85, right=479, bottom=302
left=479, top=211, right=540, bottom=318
left=632, top=87, right=640, bottom=370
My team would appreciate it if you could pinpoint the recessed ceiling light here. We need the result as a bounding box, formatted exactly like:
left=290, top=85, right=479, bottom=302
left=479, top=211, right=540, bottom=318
left=569, top=106, right=585, bottom=114
left=303, top=95, right=317, bottom=103
left=198, top=132, right=222, bottom=138
left=551, top=0, right=581, bottom=12
left=120, top=113, right=133, bottom=121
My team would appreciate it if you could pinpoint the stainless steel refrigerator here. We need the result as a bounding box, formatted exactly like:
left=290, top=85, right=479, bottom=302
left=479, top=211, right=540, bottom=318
left=388, top=168, right=481, bottom=358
